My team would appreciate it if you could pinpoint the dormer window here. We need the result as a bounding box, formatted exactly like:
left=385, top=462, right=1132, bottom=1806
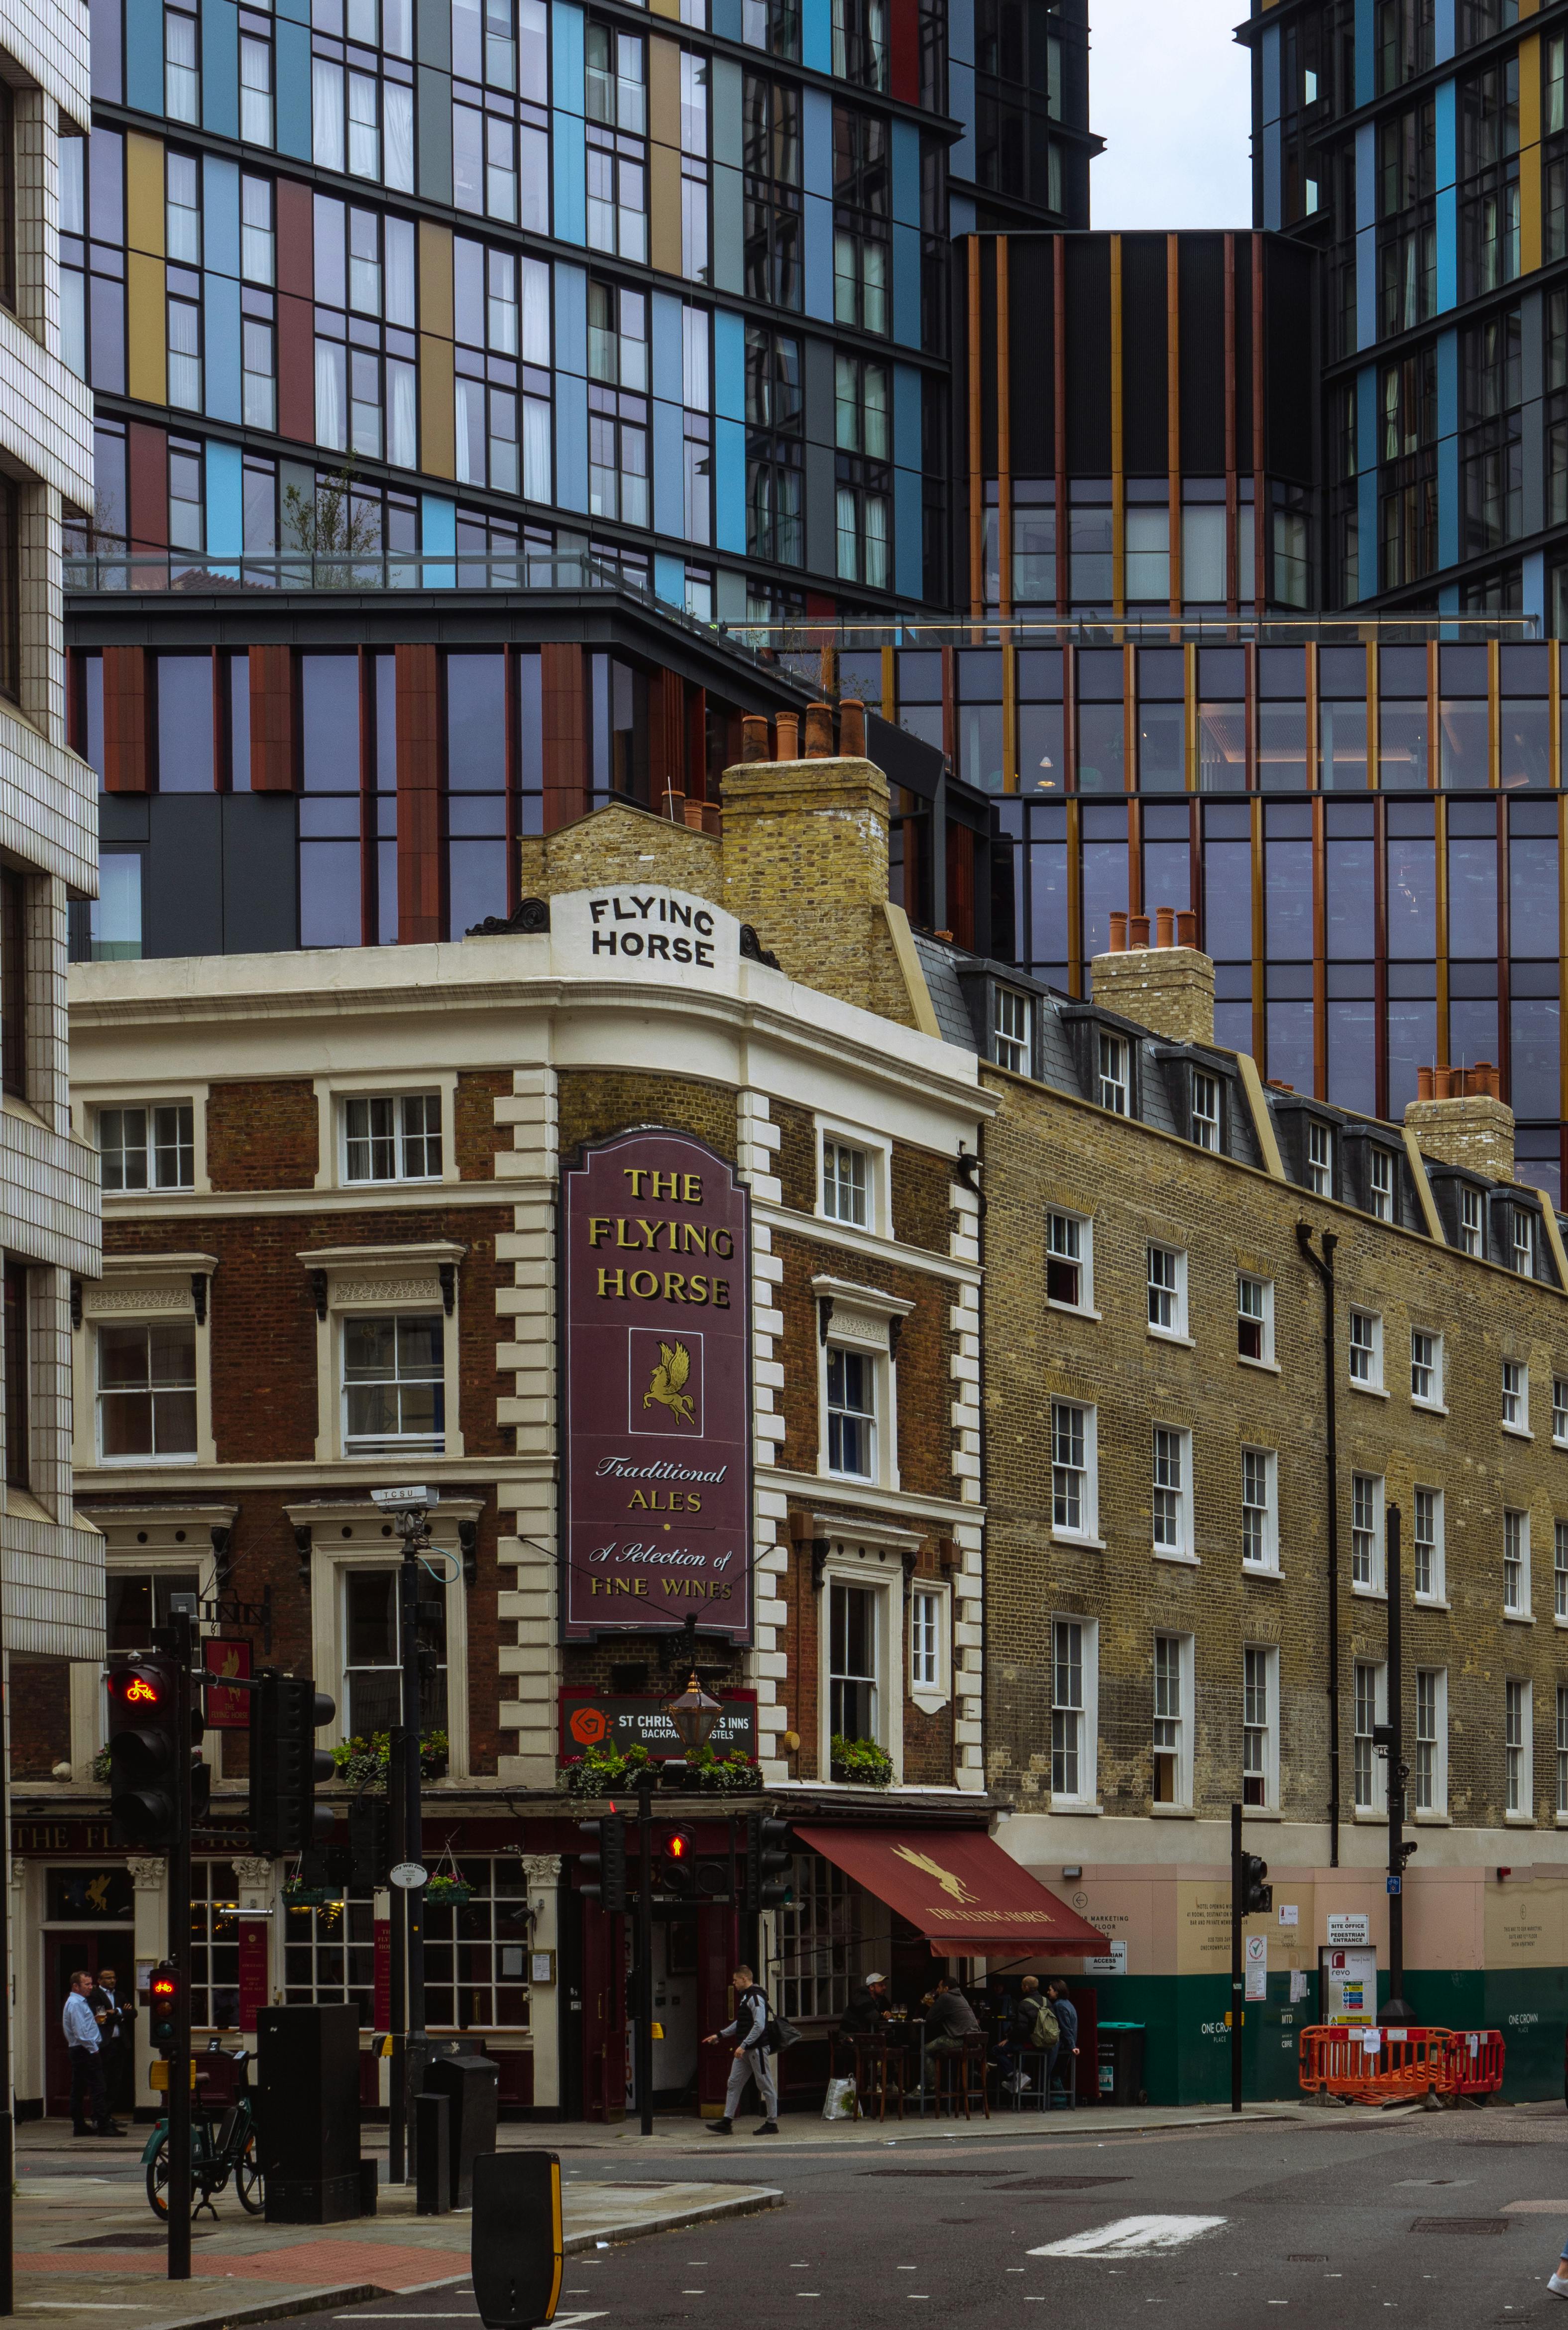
left=1460, top=1186, right=1483, bottom=1255
left=1369, top=1148, right=1392, bottom=1221
left=1307, top=1120, right=1333, bottom=1196
left=1191, top=1072, right=1219, bottom=1151
left=1514, top=1204, right=1535, bottom=1277
left=994, top=987, right=1032, bottom=1075
left=1098, top=1033, right=1129, bottom=1114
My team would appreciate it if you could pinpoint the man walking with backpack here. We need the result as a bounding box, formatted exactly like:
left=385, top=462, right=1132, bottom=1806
left=704, top=1963, right=779, bottom=2134
left=1000, top=1976, right=1057, bottom=2097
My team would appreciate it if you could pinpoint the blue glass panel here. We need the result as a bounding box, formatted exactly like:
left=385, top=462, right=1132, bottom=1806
left=1265, top=1001, right=1313, bottom=1093
left=301, top=656, right=359, bottom=789
left=1204, top=839, right=1252, bottom=961
left=156, top=656, right=214, bottom=791
left=1326, top=839, right=1374, bottom=960
left=1510, top=999, right=1561, bottom=1119
left=449, top=839, right=508, bottom=936
left=1327, top=1000, right=1377, bottom=1115
left=1020, top=704, right=1064, bottom=793
left=1387, top=997, right=1436, bottom=1117
left=300, top=842, right=361, bottom=945
left=1028, top=840, right=1067, bottom=965
left=1386, top=831, right=1436, bottom=958
left=1076, top=702, right=1123, bottom=793
left=1450, top=997, right=1499, bottom=1073
left=1265, top=839, right=1313, bottom=959
left=1447, top=832, right=1497, bottom=959
left=1510, top=837, right=1558, bottom=958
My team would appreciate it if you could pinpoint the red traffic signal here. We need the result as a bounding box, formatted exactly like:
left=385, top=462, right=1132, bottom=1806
left=106, top=1654, right=181, bottom=1849
left=148, top=1960, right=183, bottom=2053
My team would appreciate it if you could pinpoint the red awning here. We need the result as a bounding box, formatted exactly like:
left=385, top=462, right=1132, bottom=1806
left=792, top=1825, right=1110, bottom=1956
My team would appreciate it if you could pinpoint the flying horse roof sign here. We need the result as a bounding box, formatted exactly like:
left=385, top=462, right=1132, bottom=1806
left=560, top=1128, right=753, bottom=1642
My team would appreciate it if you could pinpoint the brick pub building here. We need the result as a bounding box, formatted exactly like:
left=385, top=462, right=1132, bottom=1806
left=33, top=706, right=1103, bottom=2123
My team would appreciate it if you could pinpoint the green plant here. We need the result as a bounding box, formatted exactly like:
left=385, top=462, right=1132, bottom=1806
left=681, top=1744, right=763, bottom=1792
left=829, top=1734, right=894, bottom=1787
left=558, top=1740, right=655, bottom=1797
left=332, top=1730, right=448, bottom=1790
left=425, top=1874, right=471, bottom=1906
left=90, top=1746, right=111, bottom=1785
left=282, top=465, right=382, bottom=566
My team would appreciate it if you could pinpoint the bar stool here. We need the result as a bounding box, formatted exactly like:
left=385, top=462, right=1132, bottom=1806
left=933, top=2034, right=991, bottom=2120
left=851, top=2034, right=906, bottom=2122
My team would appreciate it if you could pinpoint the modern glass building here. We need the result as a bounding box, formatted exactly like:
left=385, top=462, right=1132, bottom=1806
left=68, top=0, right=1094, bottom=622
left=1241, top=0, right=1568, bottom=631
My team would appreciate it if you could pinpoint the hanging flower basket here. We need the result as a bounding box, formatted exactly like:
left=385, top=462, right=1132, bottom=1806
left=829, top=1735, right=894, bottom=1788
left=281, top=1883, right=340, bottom=1910
left=425, top=1875, right=471, bottom=1907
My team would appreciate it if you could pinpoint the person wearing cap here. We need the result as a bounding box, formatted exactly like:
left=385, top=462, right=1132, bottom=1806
left=839, top=1971, right=891, bottom=2041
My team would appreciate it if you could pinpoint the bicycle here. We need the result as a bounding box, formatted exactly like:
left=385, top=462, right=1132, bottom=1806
left=143, top=2045, right=264, bottom=2220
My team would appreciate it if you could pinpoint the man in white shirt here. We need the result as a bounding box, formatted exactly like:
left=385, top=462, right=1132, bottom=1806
left=63, top=1969, right=121, bottom=2137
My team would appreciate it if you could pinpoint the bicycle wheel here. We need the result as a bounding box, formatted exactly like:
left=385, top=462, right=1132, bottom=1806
left=235, top=2129, right=264, bottom=2215
left=146, top=2137, right=206, bottom=2220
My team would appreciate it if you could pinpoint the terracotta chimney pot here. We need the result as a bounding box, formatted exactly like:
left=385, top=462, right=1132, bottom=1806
left=1176, top=911, right=1197, bottom=947
left=1155, top=906, right=1176, bottom=948
left=741, top=714, right=770, bottom=763
left=1416, top=1065, right=1434, bottom=1101
left=803, top=701, right=834, bottom=757
left=1129, top=914, right=1151, bottom=949
left=1108, top=912, right=1127, bottom=952
left=775, top=711, right=799, bottom=760
left=840, top=699, right=867, bottom=756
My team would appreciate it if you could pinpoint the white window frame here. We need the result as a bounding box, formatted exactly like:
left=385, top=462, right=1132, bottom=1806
left=1151, top=1424, right=1194, bottom=1560
left=1190, top=1072, right=1220, bottom=1151
left=1348, top=1307, right=1383, bottom=1393
left=1515, top=1204, right=1536, bottom=1277
left=1557, top=1517, right=1568, bottom=1624
left=1152, top=1630, right=1193, bottom=1809
left=1241, top=1444, right=1278, bottom=1571
left=1241, top=1643, right=1279, bottom=1810
left=1237, top=1273, right=1276, bottom=1368
left=1502, top=1358, right=1532, bottom=1437
left=1307, top=1119, right=1333, bottom=1195
left=1097, top=1031, right=1129, bottom=1114
left=1351, top=1470, right=1385, bottom=1594
left=1460, top=1184, right=1483, bottom=1255
left=77, top=1082, right=212, bottom=1197
left=1506, top=1676, right=1533, bottom=1820
left=300, top=1242, right=467, bottom=1464
left=1368, top=1146, right=1393, bottom=1221
left=1559, top=1684, right=1568, bottom=1820
left=1415, top=1666, right=1448, bottom=1817
left=811, top=1278, right=910, bottom=1492
left=315, top=1071, right=459, bottom=1193
left=1413, top=1483, right=1445, bottom=1604
left=1352, top=1658, right=1388, bottom=1814
left=1503, top=1506, right=1532, bottom=1618
left=296, top=1493, right=474, bottom=1775
left=816, top=1539, right=905, bottom=1783
left=1146, top=1243, right=1190, bottom=1341
left=1050, top=1398, right=1100, bottom=1545
left=992, top=985, right=1032, bottom=1074
left=73, top=1252, right=220, bottom=1474
left=908, top=1578, right=951, bottom=1713
left=95, top=1099, right=199, bottom=1195
left=813, top=1114, right=892, bottom=1239
left=1554, top=1375, right=1568, bottom=1447
left=1045, top=1207, right=1096, bottom=1315
left=1410, top=1326, right=1445, bottom=1411
left=338, top=1090, right=445, bottom=1187
left=1050, top=1613, right=1098, bottom=1809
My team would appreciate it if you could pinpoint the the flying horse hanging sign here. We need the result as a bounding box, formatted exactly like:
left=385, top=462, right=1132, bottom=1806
left=559, top=1127, right=753, bottom=1642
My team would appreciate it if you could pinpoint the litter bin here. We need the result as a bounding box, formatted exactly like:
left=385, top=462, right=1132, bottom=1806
left=427, top=2051, right=499, bottom=2209
left=1096, top=2022, right=1146, bottom=2106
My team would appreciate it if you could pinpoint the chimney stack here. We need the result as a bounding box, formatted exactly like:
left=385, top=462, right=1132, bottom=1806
left=1090, top=908, right=1216, bottom=1048
left=1405, top=1065, right=1515, bottom=1182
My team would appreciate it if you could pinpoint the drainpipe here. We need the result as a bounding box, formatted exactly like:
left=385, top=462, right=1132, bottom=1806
left=1296, top=1223, right=1341, bottom=1870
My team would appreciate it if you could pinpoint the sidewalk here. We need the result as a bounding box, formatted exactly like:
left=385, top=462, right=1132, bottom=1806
left=544, top=2098, right=1333, bottom=2150
left=11, top=2125, right=780, bottom=2330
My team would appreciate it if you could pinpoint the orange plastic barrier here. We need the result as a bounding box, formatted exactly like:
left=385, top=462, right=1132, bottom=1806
left=1440, top=2029, right=1506, bottom=2098
left=1297, top=2024, right=1453, bottom=2104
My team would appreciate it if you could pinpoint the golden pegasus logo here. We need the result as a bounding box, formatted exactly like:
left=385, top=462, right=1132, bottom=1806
left=643, top=1341, right=697, bottom=1427
left=892, top=1846, right=979, bottom=1904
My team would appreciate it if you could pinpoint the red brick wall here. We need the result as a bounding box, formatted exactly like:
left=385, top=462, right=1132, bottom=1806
left=9, top=1657, right=70, bottom=1780
left=456, top=1071, right=514, bottom=1180
left=773, top=1531, right=955, bottom=1785
left=208, top=1082, right=320, bottom=1191
left=773, top=1231, right=955, bottom=1501
left=102, top=1204, right=513, bottom=1463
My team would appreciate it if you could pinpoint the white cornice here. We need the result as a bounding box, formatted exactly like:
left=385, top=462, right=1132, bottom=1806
left=757, top=1201, right=979, bottom=1286
left=757, top=1466, right=981, bottom=1526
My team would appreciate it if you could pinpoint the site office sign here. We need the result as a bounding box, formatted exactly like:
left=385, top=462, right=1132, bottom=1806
left=560, top=1128, right=752, bottom=1640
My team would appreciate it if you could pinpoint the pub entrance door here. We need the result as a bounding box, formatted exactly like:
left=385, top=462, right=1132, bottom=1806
left=44, top=1931, right=134, bottom=2118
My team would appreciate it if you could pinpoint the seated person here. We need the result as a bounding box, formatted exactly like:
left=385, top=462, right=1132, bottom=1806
left=921, top=1973, right=980, bottom=2086
left=839, top=1971, right=892, bottom=2042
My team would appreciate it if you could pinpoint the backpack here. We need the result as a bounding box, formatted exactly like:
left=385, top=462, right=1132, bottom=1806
left=1030, top=1999, right=1060, bottom=2049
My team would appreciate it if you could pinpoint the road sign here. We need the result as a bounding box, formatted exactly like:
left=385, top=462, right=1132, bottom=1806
left=390, top=1862, right=428, bottom=1889
left=1387, top=1874, right=1401, bottom=1895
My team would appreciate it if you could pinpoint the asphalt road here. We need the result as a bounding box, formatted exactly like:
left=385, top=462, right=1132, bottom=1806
left=335, top=2106, right=1568, bottom=2330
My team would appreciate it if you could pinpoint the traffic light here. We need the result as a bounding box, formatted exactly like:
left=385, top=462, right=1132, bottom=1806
left=106, top=1655, right=181, bottom=1849
left=249, top=1672, right=336, bottom=1857
left=349, top=1795, right=392, bottom=1890
left=659, top=1825, right=729, bottom=1899
left=578, top=1813, right=627, bottom=1912
left=148, top=1961, right=182, bottom=2056
left=1241, top=1853, right=1272, bottom=1914
left=742, top=1814, right=792, bottom=1912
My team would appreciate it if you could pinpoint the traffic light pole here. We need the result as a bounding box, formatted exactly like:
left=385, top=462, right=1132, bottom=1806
left=387, top=1723, right=407, bottom=2186
left=1230, top=1801, right=1243, bottom=2117
left=636, top=1778, right=654, bottom=2138
left=1385, top=1503, right=1411, bottom=2027
left=399, top=1542, right=427, bottom=2056
left=168, top=1611, right=194, bottom=2280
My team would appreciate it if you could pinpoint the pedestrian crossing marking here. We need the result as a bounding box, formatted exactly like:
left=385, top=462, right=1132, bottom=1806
left=1029, top=2215, right=1227, bottom=2258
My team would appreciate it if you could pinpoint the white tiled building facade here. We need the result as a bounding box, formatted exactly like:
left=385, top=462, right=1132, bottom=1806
left=0, top=0, right=100, bottom=1662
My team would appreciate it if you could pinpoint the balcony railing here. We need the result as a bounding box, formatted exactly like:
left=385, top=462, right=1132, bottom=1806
left=65, top=547, right=693, bottom=607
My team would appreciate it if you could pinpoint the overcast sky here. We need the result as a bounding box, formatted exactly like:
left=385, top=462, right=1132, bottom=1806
left=1089, top=0, right=1254, bottom=231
